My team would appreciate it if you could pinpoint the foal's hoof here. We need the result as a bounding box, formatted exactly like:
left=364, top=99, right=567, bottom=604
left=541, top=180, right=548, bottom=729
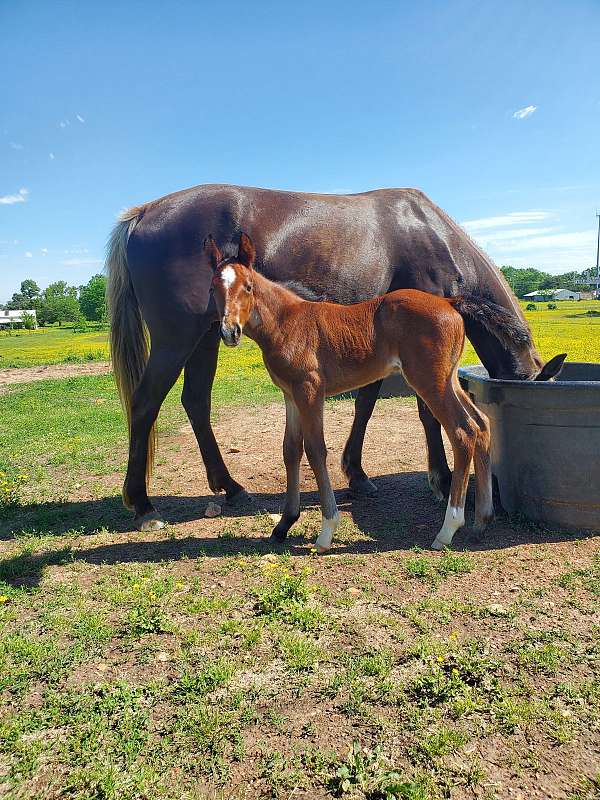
left=430, top=537, right=446, bottom=551
left=349, top=477, right=378, bottom=497
left=134, top=511, right=165, bottom=532
left=226, top=488, right=253, bottom=507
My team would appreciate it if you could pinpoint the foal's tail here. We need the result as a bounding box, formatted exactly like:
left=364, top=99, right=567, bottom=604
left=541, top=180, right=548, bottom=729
left=106, top=209, right=155, bottom=491
left=450, top=295, right=533, bottom=354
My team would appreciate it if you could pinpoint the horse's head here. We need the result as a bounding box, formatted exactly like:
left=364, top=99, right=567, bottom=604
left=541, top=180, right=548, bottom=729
left=205, top=232, right=256, bottom=347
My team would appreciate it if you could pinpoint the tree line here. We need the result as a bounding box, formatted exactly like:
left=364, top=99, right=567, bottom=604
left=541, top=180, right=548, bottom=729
left=1, top=275, right=107, bottom=326
left=500, top=266, right=598, bottom=298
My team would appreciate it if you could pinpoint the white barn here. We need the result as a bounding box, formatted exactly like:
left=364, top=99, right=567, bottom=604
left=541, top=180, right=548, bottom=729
left=523, top=289, right=581, bottom=302
left=0, top=309, right=38, bottom=328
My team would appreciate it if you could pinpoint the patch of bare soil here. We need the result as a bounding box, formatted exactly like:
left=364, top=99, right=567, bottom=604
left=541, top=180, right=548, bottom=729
left=0, top=360, right=111, bottom=386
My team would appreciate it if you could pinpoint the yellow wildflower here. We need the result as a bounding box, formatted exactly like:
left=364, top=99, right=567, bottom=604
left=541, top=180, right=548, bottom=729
left=0, top=595, right=9, bottom=604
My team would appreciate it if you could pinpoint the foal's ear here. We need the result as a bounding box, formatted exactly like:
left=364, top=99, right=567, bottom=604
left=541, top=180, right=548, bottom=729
left=204, top=235, right=222, bottom=272
left=238, top=232, right=256, bottom=268
left=535, top=353, right=567, bottom=382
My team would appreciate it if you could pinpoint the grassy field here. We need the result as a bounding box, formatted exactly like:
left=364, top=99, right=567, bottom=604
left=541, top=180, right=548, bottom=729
left=0, top=301, right=599, bottom=799
left=1, top=300, right=599, bottom=370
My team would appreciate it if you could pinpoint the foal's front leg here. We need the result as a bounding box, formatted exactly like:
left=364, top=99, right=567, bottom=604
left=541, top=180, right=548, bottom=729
left=297, top=393, right=340, bottom=554
left=270, top=395, right=304, bottom=543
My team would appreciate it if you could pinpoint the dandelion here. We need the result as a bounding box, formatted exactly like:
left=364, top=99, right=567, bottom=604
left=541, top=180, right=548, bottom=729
left=0, top=595, right=9, bottom=604
left=450, top=630, right=459, bottom=640
left=437, top=655, right=445, bottom=663
left=451, top=668, right=459, bottom=677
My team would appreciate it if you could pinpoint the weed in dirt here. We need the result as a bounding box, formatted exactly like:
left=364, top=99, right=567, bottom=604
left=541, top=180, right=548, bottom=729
left=404, top=548, right=473, bottom=585
left=278, top=631, right=322, bottom=672
left=255, top=565, right=324, bottom=630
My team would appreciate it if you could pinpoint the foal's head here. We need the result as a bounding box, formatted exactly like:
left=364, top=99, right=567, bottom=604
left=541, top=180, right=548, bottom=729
left=205, top=232, right=256, bottom=347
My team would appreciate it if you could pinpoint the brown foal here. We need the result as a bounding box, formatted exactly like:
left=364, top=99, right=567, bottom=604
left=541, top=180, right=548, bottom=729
left=206, top=233, right=494, bottom=553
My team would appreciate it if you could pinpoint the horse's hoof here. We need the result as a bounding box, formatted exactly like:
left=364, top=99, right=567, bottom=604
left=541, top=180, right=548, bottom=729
left=269, top=532, right=287, bottom=546
left=315, top=544, right=330, bottom=555
left=430, top=536, right=446, bottom=551
left=349, top=477, right=378, bottom=497
left=134, top=512, right=165, bottom=532
left=226, top=488, right=252, bottom=507
left=428, top=470, right=451, bottom=502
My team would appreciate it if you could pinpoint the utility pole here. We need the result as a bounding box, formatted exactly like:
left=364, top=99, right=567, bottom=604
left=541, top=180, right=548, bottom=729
left=596, top=211, right=600, bottom=299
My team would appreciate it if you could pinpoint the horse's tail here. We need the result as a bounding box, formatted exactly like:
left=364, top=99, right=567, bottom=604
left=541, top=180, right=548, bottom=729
left=450, top=294, right=533, bottom=354
left=105, top=208, right=155, bottom=500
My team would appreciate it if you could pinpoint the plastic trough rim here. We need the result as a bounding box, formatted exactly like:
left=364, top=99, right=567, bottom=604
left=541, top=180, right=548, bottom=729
left=458, top=362, right=600, bottom=391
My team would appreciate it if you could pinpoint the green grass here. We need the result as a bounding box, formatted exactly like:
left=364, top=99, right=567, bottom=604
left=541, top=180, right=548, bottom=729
left=1, top=299, right=599, bottom=370
left=0, top=325, right=110, bottom=368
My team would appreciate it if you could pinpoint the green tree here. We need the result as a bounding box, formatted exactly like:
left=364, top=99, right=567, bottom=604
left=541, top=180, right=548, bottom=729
left=79, top=274, right=107, bottom=321
left=42, top=295, right=82, bottom=326
left=20, top=279, right=40, bottom=303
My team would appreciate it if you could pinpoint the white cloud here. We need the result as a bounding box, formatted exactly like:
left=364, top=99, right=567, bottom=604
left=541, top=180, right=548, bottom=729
left=25, top=251, right=33, bottom=258
left=41, top=248, right=48, bottom=255
left=76, top=114, right=85, bottom=123
left=461, top=210, right=552, bottom=232
left=62, top=257, right=102, bottom=267
left=9, top=141, right=24, bottom=150
left=0, top=187, right=29, bottom=205
left=513, top=105, right=537, bottom=120
left=59, top=119, right=70, bottom=128
left=49, top=152, right=55, bottom=160
left=461, top=208, right=596, bottom=271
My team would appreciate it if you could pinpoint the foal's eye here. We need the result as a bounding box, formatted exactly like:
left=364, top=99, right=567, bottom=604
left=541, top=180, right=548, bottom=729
left=245, top=284, right=252, bottom=293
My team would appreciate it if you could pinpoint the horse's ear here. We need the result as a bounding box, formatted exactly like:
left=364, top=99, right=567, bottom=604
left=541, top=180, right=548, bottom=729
left=535, top=353, right=567, bottom=381
left=204, top=235, right=222, bottom=272
left=238, top=232, right=256, bottom=268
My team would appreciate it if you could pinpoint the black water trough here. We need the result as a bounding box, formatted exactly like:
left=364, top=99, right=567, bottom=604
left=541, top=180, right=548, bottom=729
left=458, top=363, right=600, bottom=532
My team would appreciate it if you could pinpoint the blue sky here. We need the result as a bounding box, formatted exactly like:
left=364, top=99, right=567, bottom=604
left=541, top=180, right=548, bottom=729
left=1, top=0, right=599, bottom=301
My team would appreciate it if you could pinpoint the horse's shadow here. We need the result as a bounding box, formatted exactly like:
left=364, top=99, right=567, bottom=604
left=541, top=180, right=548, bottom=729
left=1, top=470, right=595, bottom=589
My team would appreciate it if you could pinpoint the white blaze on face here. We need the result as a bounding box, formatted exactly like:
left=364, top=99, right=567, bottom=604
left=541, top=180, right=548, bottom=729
left=220, top=265, right=236, bottom=291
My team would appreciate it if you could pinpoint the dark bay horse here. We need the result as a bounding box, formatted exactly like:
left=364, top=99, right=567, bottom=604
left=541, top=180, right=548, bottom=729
left=207, top=232, right=495, bottom=552
left=106, top=184, right=563, bottom=531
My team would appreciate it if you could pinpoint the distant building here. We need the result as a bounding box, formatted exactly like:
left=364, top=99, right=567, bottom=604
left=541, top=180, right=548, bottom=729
left=523, top=291, right=547, bottom=303
left=523, top=289, right=581, bottom=302
left=0, top=309, right=38, bottom=328
left=552, top=288, right=581, bottom=301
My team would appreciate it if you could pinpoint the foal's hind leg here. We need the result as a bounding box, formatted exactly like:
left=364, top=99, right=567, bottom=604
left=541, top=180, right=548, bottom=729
left=181, top=324, right=247, bottom=502
left=270, top=396, right=304, bottom=543
left=409, top=382, right=478, bottom=550
left=459, top=389, right=493, bottom=536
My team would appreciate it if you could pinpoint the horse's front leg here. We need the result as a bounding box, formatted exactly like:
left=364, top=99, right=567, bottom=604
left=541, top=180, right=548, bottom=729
left=297, top=392, right=340, bottom=554
left=341, top=379, right=382, bottom=496
left=181, top=325, right=248, bottom=503
left=270, top=395, right=304, bottom=543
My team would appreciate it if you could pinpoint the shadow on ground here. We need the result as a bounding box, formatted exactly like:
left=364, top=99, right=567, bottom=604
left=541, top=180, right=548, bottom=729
left=1, top=469, right=595, bottom=590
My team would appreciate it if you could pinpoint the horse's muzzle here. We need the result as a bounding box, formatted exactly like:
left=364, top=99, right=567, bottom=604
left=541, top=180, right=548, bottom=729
left=221, top=322, right=241, bottom=347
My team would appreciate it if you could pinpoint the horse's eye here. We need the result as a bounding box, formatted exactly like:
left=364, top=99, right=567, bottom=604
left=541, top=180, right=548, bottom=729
left=245, top=284, right=252, bottom=293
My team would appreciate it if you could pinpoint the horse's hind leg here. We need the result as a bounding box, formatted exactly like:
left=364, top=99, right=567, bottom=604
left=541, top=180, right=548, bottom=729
left=270, top=395, right=304, bottom=543
left=123, top=344, right=190, bottom=531
left=181, top=324, right=247, bottom=502
left=417, top=396, right=452, bottom=501
left=341, top=379, right=382, bottom=496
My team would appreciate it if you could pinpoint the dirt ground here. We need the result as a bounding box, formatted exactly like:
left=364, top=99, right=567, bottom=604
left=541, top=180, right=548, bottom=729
left=2, top=398, right=599, bottom=799
left=0, top=360, right=111, bottom=387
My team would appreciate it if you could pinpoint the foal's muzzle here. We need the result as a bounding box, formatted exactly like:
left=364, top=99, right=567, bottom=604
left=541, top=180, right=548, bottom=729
left=221, top=322, right=241, bottom=347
